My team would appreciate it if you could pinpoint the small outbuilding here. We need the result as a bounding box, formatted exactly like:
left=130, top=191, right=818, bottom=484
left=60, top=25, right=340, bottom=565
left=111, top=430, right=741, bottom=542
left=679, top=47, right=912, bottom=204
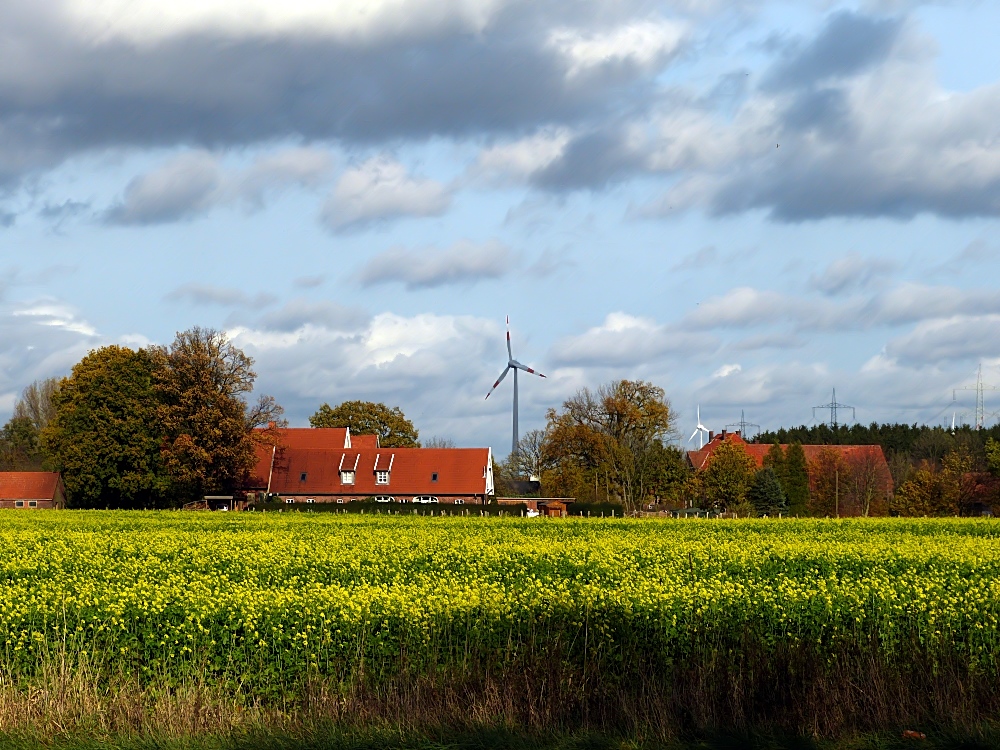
left=0, top=472, right=67, bottom=509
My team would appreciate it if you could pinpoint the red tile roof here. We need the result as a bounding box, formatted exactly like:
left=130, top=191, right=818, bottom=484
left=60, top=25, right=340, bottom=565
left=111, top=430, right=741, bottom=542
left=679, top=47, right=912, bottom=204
left=250, top=446, right=492, bottom=497
left=0, top=472, right=64, bottom=500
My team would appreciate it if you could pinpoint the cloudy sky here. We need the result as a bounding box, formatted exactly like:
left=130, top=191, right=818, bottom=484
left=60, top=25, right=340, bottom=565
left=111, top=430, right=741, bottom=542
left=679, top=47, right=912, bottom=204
left=2, top=0, right=1000, bottom=453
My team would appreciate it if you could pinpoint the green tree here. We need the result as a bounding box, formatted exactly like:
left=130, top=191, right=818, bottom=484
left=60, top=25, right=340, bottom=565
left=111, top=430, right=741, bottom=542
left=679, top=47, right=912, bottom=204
left=42, top=346, right=167, bottom=508
left=700, top=439, right=757, bottom=512
left=155, top=328, right=283, bottom=501
left=986, top=438, right=1000, bottom=476
left=309, top=400, right=419, bottom=447
left=748, top=467, right=787, bottom=516
left=784, top=442, right=810, bottom=516
left=0, top=416, right=44, bottom=470
left=763, top=441, right=787, bottom=486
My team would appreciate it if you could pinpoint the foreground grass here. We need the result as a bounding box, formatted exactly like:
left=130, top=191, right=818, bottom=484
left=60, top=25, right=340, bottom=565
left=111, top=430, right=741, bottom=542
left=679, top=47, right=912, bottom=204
left=2, top=725, right=999, bottom=750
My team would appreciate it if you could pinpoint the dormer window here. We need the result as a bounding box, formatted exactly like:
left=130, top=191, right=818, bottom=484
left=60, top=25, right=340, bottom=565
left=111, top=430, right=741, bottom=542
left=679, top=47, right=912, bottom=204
left=300, top=472, right=307, bottom=482
left=431, top=472, right=438, bottom=482
left=341, top=471, right=355, bottom=485
left=376, top=470, right=390, bottom=484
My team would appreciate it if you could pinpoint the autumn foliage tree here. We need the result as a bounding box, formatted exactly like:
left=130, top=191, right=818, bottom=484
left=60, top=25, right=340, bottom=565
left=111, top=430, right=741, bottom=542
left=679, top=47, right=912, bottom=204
left=154, top=327, right=284, bottom=502
left=310, top=401, right=419, bottom=447
left=540, top=380, right=680, bottom=511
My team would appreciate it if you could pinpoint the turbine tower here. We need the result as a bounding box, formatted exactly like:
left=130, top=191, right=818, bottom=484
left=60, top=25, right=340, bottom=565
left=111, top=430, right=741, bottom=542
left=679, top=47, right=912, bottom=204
left=485, top=316, right=546, bottom=455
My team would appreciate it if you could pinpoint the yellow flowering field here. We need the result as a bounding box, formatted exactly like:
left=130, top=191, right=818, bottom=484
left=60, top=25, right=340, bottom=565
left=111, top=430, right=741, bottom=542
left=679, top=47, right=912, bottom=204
left=1, top=512, right=998, bottom=706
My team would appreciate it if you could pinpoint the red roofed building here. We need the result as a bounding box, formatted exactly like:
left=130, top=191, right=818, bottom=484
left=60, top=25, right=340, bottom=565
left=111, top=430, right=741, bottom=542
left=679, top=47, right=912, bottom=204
left=0, top=472, right=66, bottom=509
left=247, top=428, right=494, bottom=504
left=687, top=430, right=893, bottom=512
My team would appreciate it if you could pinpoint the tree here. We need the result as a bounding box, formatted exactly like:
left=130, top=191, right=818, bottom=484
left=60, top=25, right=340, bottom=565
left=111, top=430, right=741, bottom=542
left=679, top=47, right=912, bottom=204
left=423, top=436, right=456, bottom=448
left=763, top=441, right=788, bottom=486
left=748, top=467, right=786, bottom=516
left=13, top=378, right=60, bottom=431
left=783, top=442, right=810, bottom=516
left=541, top=380, right=677, bottom=511
left=0, top=416, right=45, bottom=471
left=846, top=448, right=892, bottom=517
left=42, top=346, right=168, bottom=508
left=154, top=327, right=283, bottom=501
left=508, top=429, right=548, bottom=479
left=892, top=462, right=956, bottom=516
left=808, top=447, right=850, bottom=517
left=309, top=401, right=419, bottom=447
left=0, top=378, right=62, bottom=471
left=700, top=439, right=757, bottom=512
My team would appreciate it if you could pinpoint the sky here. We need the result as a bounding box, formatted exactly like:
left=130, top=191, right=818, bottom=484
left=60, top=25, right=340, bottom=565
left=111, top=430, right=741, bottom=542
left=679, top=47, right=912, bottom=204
left=2, top=0, right=1000, bottom=455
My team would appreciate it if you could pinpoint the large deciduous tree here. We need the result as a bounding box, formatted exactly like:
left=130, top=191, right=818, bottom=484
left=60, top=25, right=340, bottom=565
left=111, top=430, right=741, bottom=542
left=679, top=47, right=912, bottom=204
left=309, top=400, right=419, bottom=447
left=154, top=327, right=283, bottom=501
left=42, top=346, right=167, bottom=508
left=541, top=380, right=680, bottom=511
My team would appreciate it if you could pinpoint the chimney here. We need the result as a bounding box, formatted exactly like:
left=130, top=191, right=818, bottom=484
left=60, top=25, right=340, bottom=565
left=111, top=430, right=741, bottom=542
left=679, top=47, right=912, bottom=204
left=708, top=430, right=715, bottom=441
left=721, top=429, right=727, bottom=439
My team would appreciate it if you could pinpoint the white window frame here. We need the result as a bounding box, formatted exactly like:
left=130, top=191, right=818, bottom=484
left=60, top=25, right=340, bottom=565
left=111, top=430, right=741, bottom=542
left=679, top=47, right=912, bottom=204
left=28, top=501, right=37, bottom=508
left=14, top=500, right=24, bottom=508
left=376, top=470, right=390, bottom=485
left=341, top=470, right=356, bottom=485
left=284, top=498, right=294, bottom=504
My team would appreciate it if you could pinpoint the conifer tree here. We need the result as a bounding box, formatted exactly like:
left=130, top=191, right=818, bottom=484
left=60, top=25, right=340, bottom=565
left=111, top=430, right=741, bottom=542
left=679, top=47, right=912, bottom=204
left=784, top=441, right=810, bottom=516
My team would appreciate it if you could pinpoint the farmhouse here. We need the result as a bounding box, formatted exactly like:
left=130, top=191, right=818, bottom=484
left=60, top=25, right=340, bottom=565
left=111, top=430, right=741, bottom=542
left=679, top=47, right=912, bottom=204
left=246, top=428, right=494, bottom=504
left=0, top=472, right=66, bottom=509
left=687, top=430, right=893, bottom=493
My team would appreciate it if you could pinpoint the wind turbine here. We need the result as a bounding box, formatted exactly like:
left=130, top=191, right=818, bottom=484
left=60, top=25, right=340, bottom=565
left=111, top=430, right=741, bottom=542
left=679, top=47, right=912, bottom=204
left=688, top=406, right=710, bottom=449
left=486, top=316, right=546, bottom=456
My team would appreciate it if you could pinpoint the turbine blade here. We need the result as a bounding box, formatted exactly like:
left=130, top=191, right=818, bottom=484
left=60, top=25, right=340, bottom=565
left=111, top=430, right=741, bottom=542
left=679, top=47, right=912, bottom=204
left=688, top=429, right=699, bottom=442
left=485, top=366, right=511, bottom=399
left=506, top=316, right=513, bottom=360
left=511, top=360, right=546, bottom=378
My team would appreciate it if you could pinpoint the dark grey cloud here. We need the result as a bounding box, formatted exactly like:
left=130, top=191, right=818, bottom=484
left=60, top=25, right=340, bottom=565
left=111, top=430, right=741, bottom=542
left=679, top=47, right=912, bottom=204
left=165, top=283, right=277, bottom=308
left=358, top=240, right=516, bottom=289
left=0, top=2, right=675, bottom=188
left=0, top=211, right=14, bottom=228
left=293, top=275, right=325, bottom=289
left=530, top=129, right=646, bottom=191
left=106, top=153, right=221, bottom=225
left=763, top=11, right=902, bottom=91
left=104, top=148, right=332, bottom=225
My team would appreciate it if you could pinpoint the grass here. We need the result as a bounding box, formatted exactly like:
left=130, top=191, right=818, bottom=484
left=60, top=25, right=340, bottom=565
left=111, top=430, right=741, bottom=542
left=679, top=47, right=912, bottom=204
left=3, top=725, right=1000, bottom=750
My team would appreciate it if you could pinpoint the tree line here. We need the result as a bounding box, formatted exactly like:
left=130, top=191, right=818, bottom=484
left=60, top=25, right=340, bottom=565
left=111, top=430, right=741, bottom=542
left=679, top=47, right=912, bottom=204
left=0, top=328, right=284, bottom=507
left=497, top=381, right=1000, bottom=517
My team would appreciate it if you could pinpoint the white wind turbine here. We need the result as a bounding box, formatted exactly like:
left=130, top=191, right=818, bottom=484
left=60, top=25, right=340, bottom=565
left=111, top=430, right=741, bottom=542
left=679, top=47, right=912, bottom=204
left=485, top=316, right=546, bottom=456
left=688, top=406, right=710, bottom=449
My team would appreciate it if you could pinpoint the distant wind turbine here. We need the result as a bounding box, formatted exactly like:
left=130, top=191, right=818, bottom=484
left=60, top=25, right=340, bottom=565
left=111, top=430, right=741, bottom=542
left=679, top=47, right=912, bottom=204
left=485, top=316, right=546, bottom=456
left=688, top=406, right=710, bottom=449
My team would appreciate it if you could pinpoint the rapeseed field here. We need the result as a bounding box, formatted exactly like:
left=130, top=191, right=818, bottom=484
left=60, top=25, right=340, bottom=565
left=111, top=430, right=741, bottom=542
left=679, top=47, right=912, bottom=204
left=1, top=512, right=998, bottom=736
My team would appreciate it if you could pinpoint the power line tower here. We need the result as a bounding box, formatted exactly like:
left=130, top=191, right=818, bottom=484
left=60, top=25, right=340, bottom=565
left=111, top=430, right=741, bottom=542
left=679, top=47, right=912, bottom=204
left=953, top=364, right=1000, bottom=430
left=726, top=410, right=761, bottom=440
left=813, top=388, right=855, bottom=428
